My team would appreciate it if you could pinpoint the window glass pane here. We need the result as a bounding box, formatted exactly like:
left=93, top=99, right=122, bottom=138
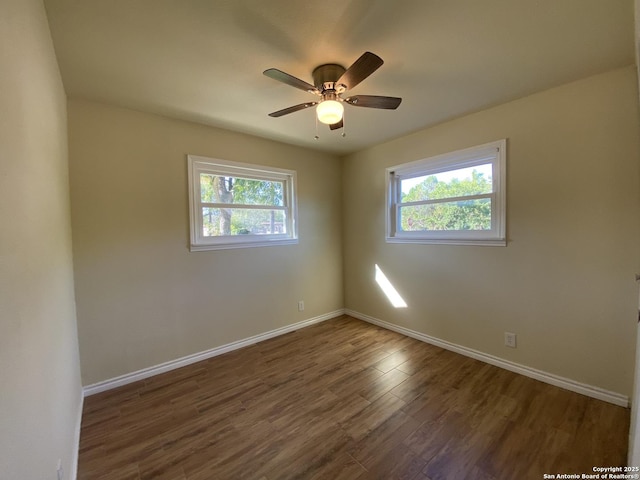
left=200, top=174, right=284, bottom=206
left=202, top=208, right=286, bottom=237
left=400, top=164, right=492, bottom=202
left=399, top=198, right=492, bottom=232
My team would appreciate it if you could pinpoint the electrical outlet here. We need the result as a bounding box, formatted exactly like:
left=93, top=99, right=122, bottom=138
left=298, top=300, right=304, bottom=312
left=57, top=459, right=63, bottom=480
left=504, top=332, right=517, bottom=348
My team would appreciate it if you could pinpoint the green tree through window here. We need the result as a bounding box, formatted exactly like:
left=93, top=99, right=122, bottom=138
left=189, top=155, right=297, bottom=251
left=386, top=140, right=506, bottom=245
left=400, top=170, right=492, bottom=231
left=200, top=175, right=284, bottom=236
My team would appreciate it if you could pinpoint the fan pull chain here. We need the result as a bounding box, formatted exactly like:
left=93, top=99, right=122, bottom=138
left=341, top=110, right=346, bottom=138
left=314, top=114, right=320, bottom=140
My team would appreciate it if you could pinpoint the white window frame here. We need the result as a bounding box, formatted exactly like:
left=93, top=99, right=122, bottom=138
left=188, top=155, right=298, bottom=251
left=386, top=139, right=506, bottom=246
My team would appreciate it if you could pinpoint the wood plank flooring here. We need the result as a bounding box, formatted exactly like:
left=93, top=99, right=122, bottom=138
left=78, top=315, right=629, bottom=479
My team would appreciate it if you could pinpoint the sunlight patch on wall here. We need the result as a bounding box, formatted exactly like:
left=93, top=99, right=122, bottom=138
left=375, top=264, right=408, bottom=308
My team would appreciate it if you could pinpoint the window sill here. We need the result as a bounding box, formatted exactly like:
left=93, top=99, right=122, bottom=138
left=386, top=236, right=506, bottom=247
left=190, top=238, right=298, bottom=252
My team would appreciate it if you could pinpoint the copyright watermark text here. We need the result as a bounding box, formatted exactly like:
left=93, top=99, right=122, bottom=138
left=542, top=467, right=640, bottom=479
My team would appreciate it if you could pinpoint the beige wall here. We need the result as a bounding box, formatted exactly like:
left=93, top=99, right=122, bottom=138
left=0, top=0, right=83, bottom=479
left=68, top=100, right=344, bottom=385
left=343, top=66, right=640, bottom=397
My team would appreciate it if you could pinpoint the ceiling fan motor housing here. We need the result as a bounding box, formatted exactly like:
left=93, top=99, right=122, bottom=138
left=312, top=64, right=347, bottom=93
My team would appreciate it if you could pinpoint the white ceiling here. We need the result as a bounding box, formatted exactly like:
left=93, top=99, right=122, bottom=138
left=43, top=0, right=635, bottom=155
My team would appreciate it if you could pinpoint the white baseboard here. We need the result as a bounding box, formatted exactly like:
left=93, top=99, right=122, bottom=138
left=83, top=307, right=628, bottom=407
left=345, top=309, right=629, bottom=407
left=83, top=310, right=345, bottom=397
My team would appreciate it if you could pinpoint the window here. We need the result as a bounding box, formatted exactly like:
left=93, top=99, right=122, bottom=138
left=188, top=155, right=298, bottom=251
left=386, top=139, right=506, bottom=246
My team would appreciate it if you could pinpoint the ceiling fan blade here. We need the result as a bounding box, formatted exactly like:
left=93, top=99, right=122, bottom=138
left=345, top=95, right=402, bottom=109
left=268, top=102, right=317, bottom=117
left=329, top=119, right=343, bottom=130
left=337, top=52, right=384, bottom=90
left=263, top=68, right=319, bottom=94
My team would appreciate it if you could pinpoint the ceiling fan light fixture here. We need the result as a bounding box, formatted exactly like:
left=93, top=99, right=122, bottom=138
left=264, top=52, right=401, bottom=131
left=316, top=99, right=344, bottom=125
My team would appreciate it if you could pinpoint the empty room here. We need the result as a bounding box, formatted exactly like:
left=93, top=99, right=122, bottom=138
left=2, top=0, right=640, bottom=479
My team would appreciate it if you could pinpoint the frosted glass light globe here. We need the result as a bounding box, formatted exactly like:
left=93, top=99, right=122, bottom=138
left=316, top=100, right=344, bottom=125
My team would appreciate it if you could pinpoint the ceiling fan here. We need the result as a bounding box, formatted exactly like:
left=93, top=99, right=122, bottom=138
left=263, top=52, right=402, bottom=131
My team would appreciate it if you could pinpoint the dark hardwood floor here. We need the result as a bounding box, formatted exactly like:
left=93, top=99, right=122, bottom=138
left=78, top=315, right=629, bottom=480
